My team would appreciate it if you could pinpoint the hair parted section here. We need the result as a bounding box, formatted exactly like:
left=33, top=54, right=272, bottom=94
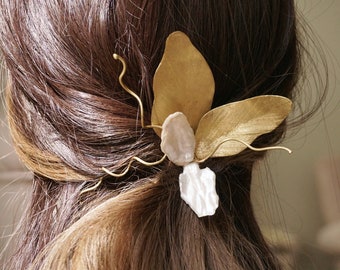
left=0, top=0, right=312, bottom=269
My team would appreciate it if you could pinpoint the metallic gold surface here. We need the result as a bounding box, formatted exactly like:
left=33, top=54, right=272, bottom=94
left=103, top=33, right=292, bottom=186
left=194, top=95, right=292, bottom=160
left=151, top=31, right=214, bottom=136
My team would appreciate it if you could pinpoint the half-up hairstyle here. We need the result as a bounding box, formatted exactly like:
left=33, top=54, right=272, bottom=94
left=0, top=0, right=301, bottom=269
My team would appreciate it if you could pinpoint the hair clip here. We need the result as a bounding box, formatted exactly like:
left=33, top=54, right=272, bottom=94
left=99, top=31, right=292, bottom=217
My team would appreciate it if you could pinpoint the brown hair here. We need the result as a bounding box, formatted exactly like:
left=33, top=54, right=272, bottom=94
left=1, top=0, right=304, bottom=269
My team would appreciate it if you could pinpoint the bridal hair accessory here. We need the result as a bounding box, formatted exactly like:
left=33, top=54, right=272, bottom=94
left=100, top=31, right=292, bottom=217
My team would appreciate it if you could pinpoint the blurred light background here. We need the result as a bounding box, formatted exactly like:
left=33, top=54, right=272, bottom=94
left=253, top=0, right=340, bottom=269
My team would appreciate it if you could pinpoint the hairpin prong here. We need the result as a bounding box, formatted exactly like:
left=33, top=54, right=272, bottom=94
left=113, top=54, right=162, bottom=130
left=102, top=154, right=167, bottom=178
left=98, top=55, right=167, bottom=185
left=195, top=138, right=292, bottom=163
left=80, top=178, right=103, bottom=195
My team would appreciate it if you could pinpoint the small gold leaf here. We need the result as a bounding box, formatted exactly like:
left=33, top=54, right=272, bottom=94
left=195, top=95, right=292, bottom=160
left=151, top=31, right=215, bottom=136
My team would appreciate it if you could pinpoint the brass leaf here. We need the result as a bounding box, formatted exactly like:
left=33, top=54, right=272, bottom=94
left=151, top=31, right=215, bottom=136
left=195, top=95, right=292, bottom=160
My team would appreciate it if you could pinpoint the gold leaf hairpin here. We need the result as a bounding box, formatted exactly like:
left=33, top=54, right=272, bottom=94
left=98, top=31, right=292, bottom=217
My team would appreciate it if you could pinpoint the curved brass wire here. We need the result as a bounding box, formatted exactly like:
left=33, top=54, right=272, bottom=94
left=90, top=54, right=167, bottom=192
left=80, top=178, right=104, bottom=195
left=113, top=54, right=162, bottom=130
left=195, top=138, right=292, bottom=163
left=102, top=154, right=167, bottom=178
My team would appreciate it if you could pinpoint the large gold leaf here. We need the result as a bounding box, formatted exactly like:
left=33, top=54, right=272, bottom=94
left=151, top=31, right=215, bottom=136
left=195, top=95, right=292, bottom=160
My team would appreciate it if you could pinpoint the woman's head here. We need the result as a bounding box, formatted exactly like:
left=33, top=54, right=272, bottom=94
left=1, top=0, right=298, bottom=182
left=0, top=0, right=300, bottom=269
